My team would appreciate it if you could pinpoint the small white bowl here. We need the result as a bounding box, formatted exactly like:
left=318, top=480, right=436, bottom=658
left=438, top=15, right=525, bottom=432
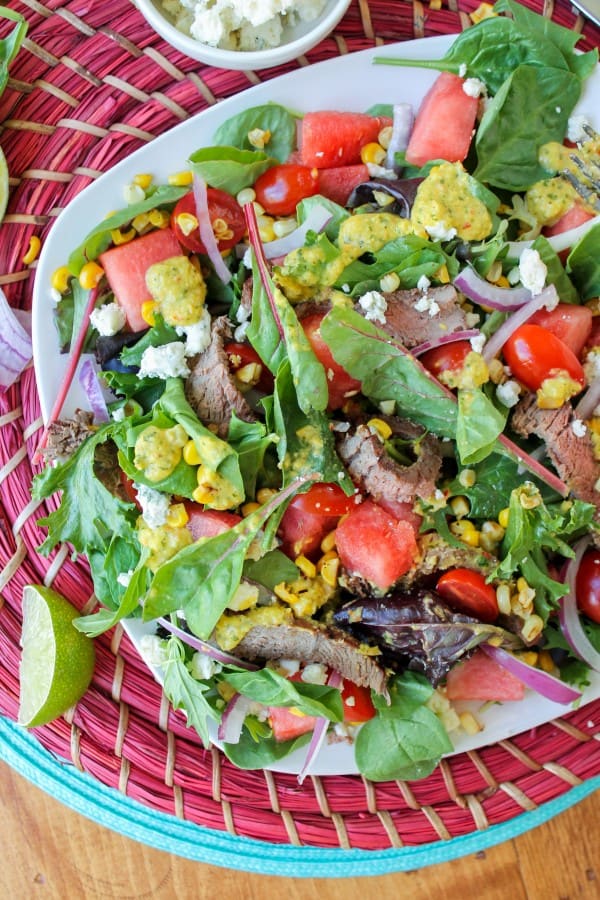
left=136, top=0, right=352, bottom=70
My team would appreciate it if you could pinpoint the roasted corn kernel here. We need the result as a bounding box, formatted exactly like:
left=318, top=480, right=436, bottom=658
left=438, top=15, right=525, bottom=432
left=166, top=503, right=189, bottom=528
left=168, top=170, right=193, bottom=186
left=140, top=300, right=158, bottom=327
left=79, top=261, right=104, bottom=290
left=51, top=266, right=71, bottom=294
left=133, top=173, right=153, bottom=190
left=295, top=555, right=317, bottom=579
left=183, top=439, right=202, bottom=466
left=360, top=142, right=386, bottom=166
left=22, top=235, right=41, bottom=265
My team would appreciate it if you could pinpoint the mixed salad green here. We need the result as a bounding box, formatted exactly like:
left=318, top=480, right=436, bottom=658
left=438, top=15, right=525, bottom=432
left=32, top=1, right=600, bottom=781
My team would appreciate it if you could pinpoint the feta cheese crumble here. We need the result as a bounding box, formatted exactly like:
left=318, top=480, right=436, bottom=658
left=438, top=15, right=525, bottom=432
left=138, top=341, right=190, bottom=379
left=462, top=77, right=486, bottom=98
left=358, top=290, right=387, bottom=323
left=139, top=634, right=169, bottom=668
left=189, top=652, right=222, bottom=680
left=90, top=302, right=126, bottom=337
left=135, top=483, right=171, bottom=528
left=567, top=114, right=591, bottom=144
left=175, top=306, right=212, bottom=356
left=496, top=379, right=521, bottom=408
left=425, top=220, right=458, bottom=242
left=470, top=333, right=486, bottom=354
left=518, top=247, right=547, bottom=296
left=572, top=418, right=587, bottom=438
left=162, top=0, right=326, bottom=52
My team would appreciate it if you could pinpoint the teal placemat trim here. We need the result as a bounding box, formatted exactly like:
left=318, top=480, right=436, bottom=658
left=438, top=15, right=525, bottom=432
left=2, top=716, right=598, bottom=877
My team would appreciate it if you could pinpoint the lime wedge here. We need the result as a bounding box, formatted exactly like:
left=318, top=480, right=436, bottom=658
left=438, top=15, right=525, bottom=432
left=0, top=146, right=8, bottom=223
left=18, top=584, right=96, bottom=727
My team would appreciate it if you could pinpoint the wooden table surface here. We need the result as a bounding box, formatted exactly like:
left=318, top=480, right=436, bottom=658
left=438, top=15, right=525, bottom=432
left=1, top=761, right=598, bottom=899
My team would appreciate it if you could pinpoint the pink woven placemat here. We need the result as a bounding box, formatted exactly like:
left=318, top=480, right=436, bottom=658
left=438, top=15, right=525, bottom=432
left=1, top=0, right=599, bottom=852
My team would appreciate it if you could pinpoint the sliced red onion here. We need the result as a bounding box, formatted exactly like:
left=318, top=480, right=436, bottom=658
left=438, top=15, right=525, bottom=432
left=454, top=266, right=533, bottom=311
left=574, top=375, right=600, bottom=421
left=218, top=692, right=252, bottom=744
left=78, top=357, right=110, bottom=423
left=412, top=329, right=481, bottom=357
left=192, top=174, right=232, bottom=285
left=0, top=287, right=32, bottom=391
left=481, top=643, right=581, bottom=704
left=482, top=284, right=559, bottom=363
left=262, top=204, right=332, bottom=260
left=507, top=214, right=600, bottom=258
left=157, top=616, right=259, bottom=670
left=559, top=537, right=600, bottom=672
left=386, top=103, right=414, bottom=169
left=297, top=670, right=343, bottom=785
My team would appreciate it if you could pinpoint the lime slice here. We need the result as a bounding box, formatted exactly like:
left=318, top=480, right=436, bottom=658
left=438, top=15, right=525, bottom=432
left=18, top=584, right=96, bottom=727
left=0, top=146, right=8, bottom=223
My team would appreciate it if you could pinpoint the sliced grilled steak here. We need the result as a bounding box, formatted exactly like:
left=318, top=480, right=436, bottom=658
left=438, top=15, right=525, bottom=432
left=41, top=409, right=95, bottom=463
left=185, top=316, right=257, bottom=438
left=236, top=619, right=388, bottom=694
left=511, top=395, right=600, bottom=507
left=335, top=415, right=442, bottom=505
left=375, top=284, right=468, bottom=348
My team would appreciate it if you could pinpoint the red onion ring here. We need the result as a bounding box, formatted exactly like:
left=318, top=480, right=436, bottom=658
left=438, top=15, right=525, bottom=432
left=157, top=616, right=259, bottom=670
left=192, top=174, right=232, bottom=285
left=218, top=692, right=252, bottom=744
left=574, top=375, right=600, bottom=422
left=0, top=287, right=32, bottom=391
left=385, top=103, right=414, bottom=169
left=559, top=537, right=600, bottom=672
left=507, top=214, right=600, bottom=258
left=481, top=643, right=581, bottom=704
left=297, top=670, right=343, bottom=785
left=454, top=266, right=533, bottom=311
left=482, top=284, right=559, bottom=363
left=411, top=329, right=481, bottom=357
left=79, top=358, right=110, bottom=423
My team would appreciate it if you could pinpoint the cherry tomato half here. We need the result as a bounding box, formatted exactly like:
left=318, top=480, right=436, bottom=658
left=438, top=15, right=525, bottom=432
left=575, top=548, right=600, bottom=625
left=171, top=189, right=245, bottom=254
left=436, top=568, right=499, bottom=623
left=182, top=503, right=242, bottom=541
left=420, top=340, right=471, bottom=378
left=502, top=324, right=585, bottom=393
left=254, top=164, right=319, bottom=217
left=294, top=482, right=358, bottom=517
left=527, top=303, right=592, bottom=358
left=341, top=681, right=376, bottom=723
left=301, top=312, right=361, bottom=410
left=224, top=341, right=274, bottom=394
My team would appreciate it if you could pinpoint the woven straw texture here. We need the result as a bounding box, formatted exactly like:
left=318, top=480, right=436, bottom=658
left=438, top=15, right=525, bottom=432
left=1, top=0, right=599, bottom=855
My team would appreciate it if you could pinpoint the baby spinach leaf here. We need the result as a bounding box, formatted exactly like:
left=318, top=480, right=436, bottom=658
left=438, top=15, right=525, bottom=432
left=320, top=306, right=458, bottom=439
left=272, top=359, right=354, bottom=492
left=474, top=65, right=580, bottom=191
left=67, top=185, right=188, bottom=274
left=375, top=17, right=568, bottom=96
left=494, top=0, right=598, bottom=80
left=355, top=672, right=452, bottom=782
left=243, top=550, right=299, bottom=591
left=75, top=554, right=151, bottom=637
left=213, top=103, right=297, bottom=163
left=162, top=638, right=221, bottom=746
left=225, top=668, right=344, bottom=721
left=446, top=453, right=528, bottom=518
left=189, top=146, right=274, bottom=195
left=337, top=235, right=457, bottom=295
left=119, top=316, right=181, bottom=367
left=456, top=387, right=507, bottom=465
left=223, top=723, right=311, bottom=769
left=227, top=413, right=276, bottom=498
left=296, top=194, right=349, bottom=240
left=567, top=223, right=600, bottom=302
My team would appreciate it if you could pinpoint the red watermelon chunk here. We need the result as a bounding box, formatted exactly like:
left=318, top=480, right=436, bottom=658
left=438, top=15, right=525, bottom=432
left=300, top=111, right=392, bottom=169
left=445, top=649, right=526, bottom=702
left=317, top=164, right=370, bottom=206
left=99, top=227, right=183, bottom=332
left=405, top=71, right=479, bottom=168
left=269, top=705, right=317, bottom=742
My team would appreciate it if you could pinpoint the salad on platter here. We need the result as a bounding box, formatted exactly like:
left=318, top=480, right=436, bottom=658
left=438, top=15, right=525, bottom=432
left=29, top=1, right=600, bottom=782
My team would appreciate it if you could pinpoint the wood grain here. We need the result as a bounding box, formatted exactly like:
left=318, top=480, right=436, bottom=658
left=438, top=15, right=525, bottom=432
left=1, top=762, right=598, bottom=899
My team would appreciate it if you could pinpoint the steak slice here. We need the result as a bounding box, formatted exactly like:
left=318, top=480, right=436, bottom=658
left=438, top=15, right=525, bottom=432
left=511, top=395, right=600, bottom=507
left=185, top=316, right=257, bottom=438
left=335, top=415, right=442, bottom=505
left=41, top=409, right=94, bottom=463
left=379, top=284, right=468, bottom=349
left=236, top=619, right=388, bottom=694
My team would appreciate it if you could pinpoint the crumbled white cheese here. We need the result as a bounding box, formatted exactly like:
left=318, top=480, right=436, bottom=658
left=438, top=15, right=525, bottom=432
left=188, top=651, right=222, bottom=680
left=470, top=333, right=486, bottom=354
left=277, top=658, right=301, bottom=676
left=414, top=293, right=440, bottom=317
left=135, top=483, right=171, bottom=528
left=572, top=418, right=587, bottom=438
left=463, top=77, right=486, bottom=98
left=425, top=221, right=457, bottom=242
left=233, top=320, right=249, bottom=342
left=117, top=569, right=134, bottom=588
left=358, top=290, right=388, bottom=323
left=139, top=634, right=169, bottom=668
left=417, top=274, right=431, bottom=293
left=458, top=63, right=467, bottom=78
left=176, top=307, right=212, bottom=356
left=496, top=379, right=521, bottom=408
left=518, top=247, right=547, bottom=296
left=236, top=303, right=250, bottom=323
left=331, top=420, right=351, bottom=433
left=164, top=0, right=326, bottom=51
left=90, top=302, right=127, bottom=337
left=567, top=114, right=591, bottom=144
left=138, top=341, right=190, bottom=379
left=366, top=163, right=397, bottom=180
left=465, top=311, right=480, bottom=328
left=300, top=663, right=328, bottom=685
left=341, top=283, right=351, bottom=293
